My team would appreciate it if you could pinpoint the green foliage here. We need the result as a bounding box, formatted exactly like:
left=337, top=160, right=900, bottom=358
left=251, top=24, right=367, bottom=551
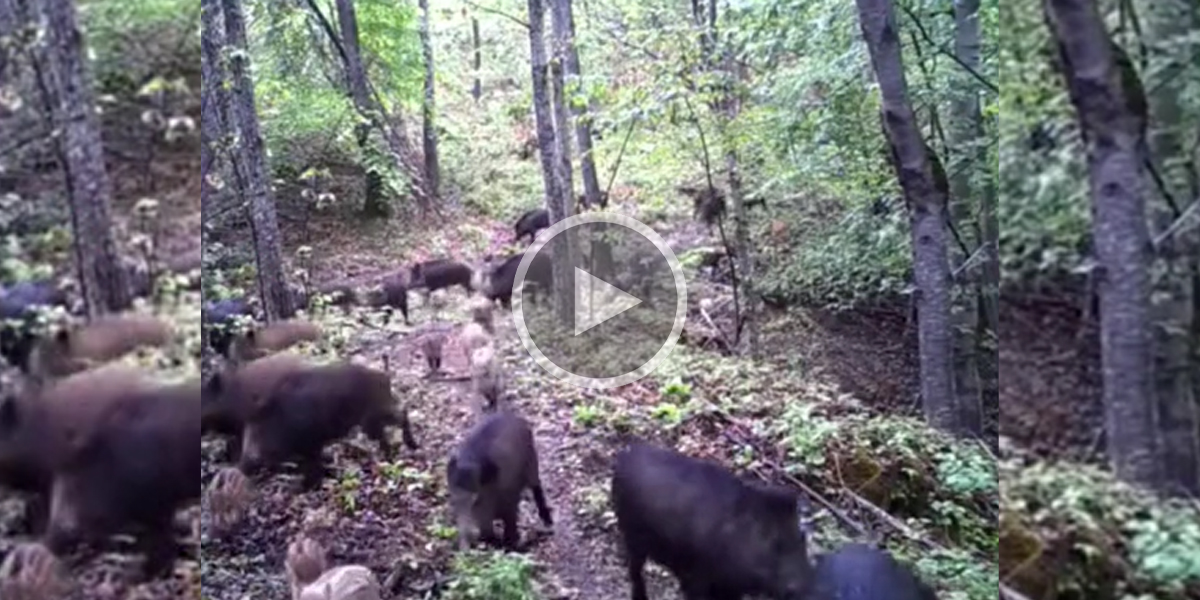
left=81, top=0, right=200, bottom=92
left=446, top=551, right=539, bottom=600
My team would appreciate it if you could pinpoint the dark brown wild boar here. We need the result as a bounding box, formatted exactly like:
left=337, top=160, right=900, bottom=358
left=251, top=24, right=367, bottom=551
left=24, top=314, right=173, bottom=381
left=239, top=362, right=419, bottom=489
left=447, top=412, right=552, bottom=550
left=0, top=365, right=156, bottom=534
left=225, top=319, right=322, bottom=362
left=611, top=442, right=812, bottom=600
left=201, top=352, right=314, bottom=462
left=361, top=274, right=409, bottom=324
left=43, top=379, right=201, bottom=580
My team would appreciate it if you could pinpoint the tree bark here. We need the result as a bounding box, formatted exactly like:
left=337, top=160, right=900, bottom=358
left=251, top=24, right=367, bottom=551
left=418, top=0, right=439, bottom=200
left=949, top=0, right=985, bottom=436
left=335, top=0, right=387, bottom=216
left=528, top=0, right=573, bottom=324
left=1139, top=0, right=1199, bottom=494
left=40, top=0, right=130, bottom=316
left=220, top=0, right=294, bottom=321
left=856, top=0, right=957, bottom=431
left=1044, top=0, right=1160, bottom=488
left=548, top=0, right=574, bottom=204
left=553, top=0, right=601, bottom=209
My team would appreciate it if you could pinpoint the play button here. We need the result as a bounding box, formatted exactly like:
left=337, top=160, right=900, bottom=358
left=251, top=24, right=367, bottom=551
left=512, top=211, right=687, bottom=390
left=574, top=267, right=642, bottom=335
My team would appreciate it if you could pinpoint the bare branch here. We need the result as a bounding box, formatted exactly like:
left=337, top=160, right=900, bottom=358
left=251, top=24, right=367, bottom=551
left=1153, top=196, right=1200, bottom=250
left=463, top=0, right=529, bottom=29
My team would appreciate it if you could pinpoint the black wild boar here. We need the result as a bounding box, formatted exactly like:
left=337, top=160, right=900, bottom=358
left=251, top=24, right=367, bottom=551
left=513, top=208, right=549, bottom=244
left=42, top=379, right=201, bottom=580
left=446, top=412, right=552, bottom=550
left=484, top=251, right=553, bottom=309
left=225, top=319, right=322, bottom=362
left=238, top=362, right=419, bottom=489
left=24, top=314, right=173, bottom=381
left=807, top=544, right=938, bottom=600
left=0, top=541, right=68, bottom=599
left=362, top=274, right=410, bottom=324
left=201, top=352, right=313, bottom=463
left=0, top=365, right=157, bottom=535
left=203, top=297, right=253, bottom=356
left=409, top=259, right=475, bottom=295
left=611, top=442, right=812, bottom=600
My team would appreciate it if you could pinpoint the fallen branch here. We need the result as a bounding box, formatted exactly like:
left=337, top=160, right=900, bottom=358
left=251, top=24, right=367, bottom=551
left=698, top=304, right=735, bottom=353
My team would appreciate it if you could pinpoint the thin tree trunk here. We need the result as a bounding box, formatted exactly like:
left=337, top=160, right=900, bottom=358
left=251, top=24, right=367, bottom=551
left=335, top=0, right=387, bottom=216
left=41, top=0, right=130, bottom=315
left=549, top=0, right=574, bottom=204
left=1140, top=0, right=1199, bottom=494
left=949, top=0, right=985, bottom=436
left=471, top=17, right=482, bottom=103
left=554, top=0, right=601, bottom=209
left=220, top=0, right=293, bottom=321
left=528, top=0, right=572, bottom=324
left=856, top=0, right=957, bottom=431
left=1045, top=0, right=1160, bottom=488
left=418, top=0, right=439, bottom=200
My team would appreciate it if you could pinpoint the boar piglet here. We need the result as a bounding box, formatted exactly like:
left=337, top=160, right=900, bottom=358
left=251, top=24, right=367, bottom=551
left=286, top=536, right=329, bottom=599
left=611, top=442, right=812, bottom=600
left=409, top=259, right=474, bottom=295
left=469, top=345, right=505, bottom=412
left=0, top=541, right=68, bottom=599
left=446, top=412, right=552, bottom=550
left=806, top=544, right=938, bottom=600
left=239, top=362, right=419, bottom=489
left=43, top=379, right=201, bottom=580
left=513, top=208, right=549, bottom=244
left=24, top=314, right=173, bottom=381
left=201, top=353, right=313, bottom=463
left=205, top=466, right=253, bottom=536
left=0, top=365, right=157, bottom=535
left=226, top=319, right=322, bottom=363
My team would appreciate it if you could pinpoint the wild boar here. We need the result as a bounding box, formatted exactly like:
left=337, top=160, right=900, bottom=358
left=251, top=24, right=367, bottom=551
left=298, top=564, right=382, bottom=600
left=0, top=280, right=70, bottom=368
left=225, top=319, right=322, bottom=363
left=469, top=345, right=504, bottom=412
left=0, top=365, right=157, bottom=534
left=42, top=379, right=201, bottom=580
left=611, top=442, right=812, bottom=600
left=806, top=544, right=938, bottom=600
left=513, top=208, right=549, bottom=244
left=203, top=297, right=253, bottom=356
left=205, top=466, right=253, bottom=536
left=467, top=295, right=495, bottom=333
left=446, top=412, right=552, bottom=550
left=483, top=251, right=553, bottom=308
left=201, top=352, right=314, bottom=463
left=23, top=314, right=173, bottom=381
left=286, top=536, right=329, bottom=599
left=239, top=362, right=419, bottom=489
left=0, top=541, right=68, bottom=599
left=362, top=274, right=409, bottom=325
left=409, top=259, right=474, bottom=295
left=417, top=330, right=447, bottom=377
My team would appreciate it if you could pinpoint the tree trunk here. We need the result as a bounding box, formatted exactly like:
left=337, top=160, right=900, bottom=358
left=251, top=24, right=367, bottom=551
left=553, top=0, right=601, bottom=209
left=201, top=0, right=226, bottom=227
left=220, top=0, right=294, bottom=321
left=335, top=0, right=388, bottom=217
left=1139, top=0, right=1199, bottom=494
left=528, top=0, right=572, bottom=324
left=418, top=0, right=439, bottom=200
left=949, top=0, right=985, bottom=436
left=471, top=17, right=481, bottom=103
left=856, top=0, right=957, bottom=432
left=40, top=0, right=130, bottom=316
left=1044, top=0, right=1160, bottom=488
left=548, top=0, right=574, bottom=204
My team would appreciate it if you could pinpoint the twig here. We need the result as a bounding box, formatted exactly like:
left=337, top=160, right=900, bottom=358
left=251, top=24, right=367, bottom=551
left=698, top=304, right=734, bottom=352
left=897, top=4, right=998, bottom=94
left=1001, top=584, right=1034, bottom=600
left=463, top=0, right=529, bottom=29
left=951, top=243, right=990, bottom=281
left=1153, top=196, right=1200, bottom=250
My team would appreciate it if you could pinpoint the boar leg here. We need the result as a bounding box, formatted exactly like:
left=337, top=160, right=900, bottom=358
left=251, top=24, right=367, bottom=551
left=21, top=493, right=50, bottom=535
left=362, top=418, right=393, bottom=459
left=498, top=502, right=520, bottom=550
left=625, top=544, right=650, bottom=600
left=530, top=484, right=553, bottom=527
left=223, top=434, right=243, bottom=464
left=298, top=453, right=329, bottom=491
left=138, top=515, right=178, bottom=581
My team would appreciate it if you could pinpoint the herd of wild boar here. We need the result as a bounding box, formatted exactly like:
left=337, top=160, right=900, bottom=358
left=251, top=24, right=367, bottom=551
left=0, top=212, right=938, bottom=599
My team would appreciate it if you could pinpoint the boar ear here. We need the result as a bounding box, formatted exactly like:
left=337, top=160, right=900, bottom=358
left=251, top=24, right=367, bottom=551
left=480, top=458, right=499, bottom=485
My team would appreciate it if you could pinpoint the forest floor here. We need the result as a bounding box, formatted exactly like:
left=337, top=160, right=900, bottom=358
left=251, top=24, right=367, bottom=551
left=197, top=211, right=997, bottom=600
